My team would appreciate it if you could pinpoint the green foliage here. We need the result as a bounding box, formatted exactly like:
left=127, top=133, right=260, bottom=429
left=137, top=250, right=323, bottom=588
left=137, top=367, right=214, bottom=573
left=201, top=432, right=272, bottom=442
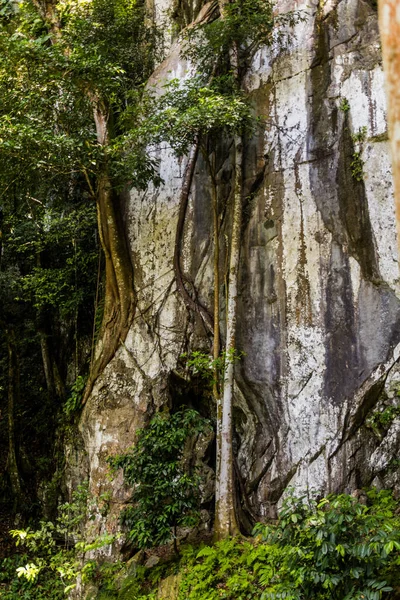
left=11, top=490, right=397, bottom=600
left=0, top=0, right=18, bottom=20
left=0, top=0, right=161, bottom=189
left=0, top=0, right=162, bottom=517
left=350, top=126, right=367, bottom=181
left=61, top=0, right=160, bottom=92
left=0, top=553, right=65, bottom=600
left=339, top=98, right=350, bottom=112
left=366, top=400, right=400, bottom=438
left=111, top=490, right=399, bottom=600
left=182, top=0, right=300, bottom=76
left=168, top=491, right=400, bottom=600
left=4, top=482, right=119, bottom=596
left=178, top=537, right=277, bottom=599
left=109, top=409, right=212, bottom=549
left=146, top=76, right=253, bottom=156
left=10, top=203, right=98, bottom=318
left=144, top=0, right=304, bottom=159
left=182, top=349, right=245, bottom=387
left=254, top=490, right=400, bottom=600
left=350, top=151, right=364, bottom=181
left=387, top=457, right=400, bottom=472
left=63, top=374, right=88, bottom=416
left=351, top=126, right=368, bottom=143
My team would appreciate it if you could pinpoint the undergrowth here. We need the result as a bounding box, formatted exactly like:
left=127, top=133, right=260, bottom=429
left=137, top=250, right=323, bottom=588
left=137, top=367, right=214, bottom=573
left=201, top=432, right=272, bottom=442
left=90, top=489, right=400, bottom=600
left=2, top=489, right=399, bottom=599
left=0, top=553, right=65, bottom=599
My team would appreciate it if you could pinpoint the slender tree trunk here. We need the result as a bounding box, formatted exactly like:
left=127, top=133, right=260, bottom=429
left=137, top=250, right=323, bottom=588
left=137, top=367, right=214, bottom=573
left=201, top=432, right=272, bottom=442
left=37, top=247, right=65, bottom=400
left=7, top=330, right=22, bottom=504
left=378, top=0, right=400, bottom=257
left=204, top=151, right=223, bottom=523
left=214, top=0, right=242, bottom=537
left=82, top=102, right=135, bottom=403
left=212, top=167, right=222, bottom=481
left=40, top=330, right=56, bottom=398
left=52, top=356, right=65, bottom=399
left=208, top=153, right=221, bottom=388
left=214, top=134, right=242, bottom=539
left=40, top=330, right=65, bottom=399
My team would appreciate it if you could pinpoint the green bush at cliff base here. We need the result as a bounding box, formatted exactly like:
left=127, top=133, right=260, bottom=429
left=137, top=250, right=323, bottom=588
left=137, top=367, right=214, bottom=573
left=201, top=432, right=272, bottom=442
left=252, top=489, right=400, bottom=600
left=0, top=482, right=119, bottom=598
left=3, top=489, right=399, bottom=599
left=106, top=489, right=399, bottom=600
left=109, top=409, right=212, bottom=550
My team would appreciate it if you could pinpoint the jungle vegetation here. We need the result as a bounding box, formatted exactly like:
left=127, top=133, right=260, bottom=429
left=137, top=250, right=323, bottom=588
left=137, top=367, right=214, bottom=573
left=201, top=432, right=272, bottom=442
left=0, top=0, right=399, bottom=598
left=0, top=0, right=286, bottom=539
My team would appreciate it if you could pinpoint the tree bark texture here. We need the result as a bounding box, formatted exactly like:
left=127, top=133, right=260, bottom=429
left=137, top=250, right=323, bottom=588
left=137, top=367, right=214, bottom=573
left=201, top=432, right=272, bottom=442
left=27, top=1, right=135, bottom=403
left=83, top=102, right=135, bottom=403
left=379, top=0, right=400, bottom=256
left=209, top=153, right=221, bottom=386
left=39, top=330, right=64, bottom=400
left=210, top=157, right=223, bottom=525
left=213, top=0, right=242, bottom=539
left=214, top=135, right=242, bottom=540
left=40, top=330, right=56, bottom=398
left=7, top=330, right=22, bottom=504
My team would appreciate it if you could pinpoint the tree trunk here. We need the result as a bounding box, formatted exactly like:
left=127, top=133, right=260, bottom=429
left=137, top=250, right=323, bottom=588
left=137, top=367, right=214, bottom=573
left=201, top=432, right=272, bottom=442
left=40, top=330, right=56, bottom=398
left=378, top=0, right=400, bottom=257
left=212, top=163, right=222, bottom=485
left=214, top=134, right=242, bottom=540
left=82, top=102, right=135, bottom=403
left=7, top=330, right=22, bottom=505
left=28, top=1, right=134, bottom=403
left=214, top=0, right=242, bottom=537
left=204, top=151, right=224, bottom=528
left=39, top=328, right=64, bottom=399
left=37, top=250, right=65, bottom=400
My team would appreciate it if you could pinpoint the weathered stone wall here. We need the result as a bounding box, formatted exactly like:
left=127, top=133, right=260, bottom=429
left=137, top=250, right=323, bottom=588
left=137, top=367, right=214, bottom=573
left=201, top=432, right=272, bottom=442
left=77, top=0, right=400, bottom=537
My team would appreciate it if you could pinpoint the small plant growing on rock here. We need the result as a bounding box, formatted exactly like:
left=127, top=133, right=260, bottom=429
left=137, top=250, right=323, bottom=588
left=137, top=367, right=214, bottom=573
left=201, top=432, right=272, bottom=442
left=63, top=374, right=88, bottom=417
left=366, top=399, right=400, bottom=438
left=350, top=126, right=368, bottom=181
left=351, top=126, right=368, bottom=143
left=350, top=151, right=364, bottom=181
left=339, top=97, right=350, bottom=112
left=182, top=349, right=245, bottom=386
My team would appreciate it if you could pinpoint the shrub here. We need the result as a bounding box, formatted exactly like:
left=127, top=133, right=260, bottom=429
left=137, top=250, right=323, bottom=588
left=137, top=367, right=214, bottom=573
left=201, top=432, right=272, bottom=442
left=109, top=409, right=212, bottom=550
left=254, top=490, right=400, bottom=600
left=6, top=482, right=119, bottom=596
left=0, top=553, right=65, bottom=600
left=178, top=537, right=279, bottom=600
left=176, top=490, right=400, bottom=600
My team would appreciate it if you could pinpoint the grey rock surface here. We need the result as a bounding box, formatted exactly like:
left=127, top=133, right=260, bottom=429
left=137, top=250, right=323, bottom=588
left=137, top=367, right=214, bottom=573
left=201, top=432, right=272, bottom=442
left=75, top=0, right=400, bottom=536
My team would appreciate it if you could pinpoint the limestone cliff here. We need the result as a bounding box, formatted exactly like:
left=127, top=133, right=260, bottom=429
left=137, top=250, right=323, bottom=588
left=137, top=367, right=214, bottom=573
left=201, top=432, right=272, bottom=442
left=73, top=0, right=400, bottom=538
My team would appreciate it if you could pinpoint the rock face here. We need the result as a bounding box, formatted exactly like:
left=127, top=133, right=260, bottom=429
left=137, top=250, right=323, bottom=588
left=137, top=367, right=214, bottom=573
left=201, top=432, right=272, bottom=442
left=77, top=0, right=400, bottom=535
